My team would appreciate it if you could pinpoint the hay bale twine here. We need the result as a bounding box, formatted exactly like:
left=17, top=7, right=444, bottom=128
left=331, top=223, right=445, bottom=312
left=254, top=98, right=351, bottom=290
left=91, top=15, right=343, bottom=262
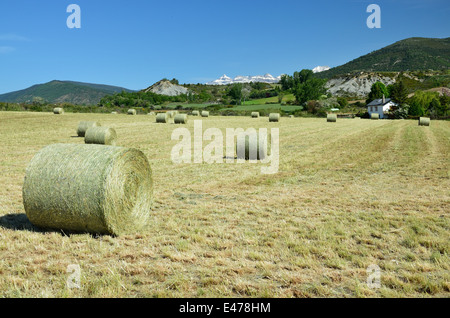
left=174, top=114, right=188, bottom=124
left=128, top=109, right=137, bottom=115
left=156, top=113, right=168, bottom=123
left=201, top=111, right=210, bottom=117
left=419, top=117, right=430, bottom=126
left=22, top=143, right=153, bottom=236
left=251, top=112, right=260, bottom=118
left=192, top=110, right=200, bottom=116
left=269, top=113, right=280, bottom=122
left=77, top=121, right=101, bottom=137
left=85, top=126, right=117, bottom=146
left=327, top=114, right=337, bottom=122
left=236, top=134, right=268, bottom=160
left=53, top=108, right=64, bottom=115
left=371, top=113, right=379, bottom=120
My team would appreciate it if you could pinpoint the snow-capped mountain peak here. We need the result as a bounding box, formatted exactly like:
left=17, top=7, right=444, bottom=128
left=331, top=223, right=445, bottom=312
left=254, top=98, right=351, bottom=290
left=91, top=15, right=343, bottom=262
left=312, top=66, right=331, bottom=73
left=206, top=74, right=281, bottom=85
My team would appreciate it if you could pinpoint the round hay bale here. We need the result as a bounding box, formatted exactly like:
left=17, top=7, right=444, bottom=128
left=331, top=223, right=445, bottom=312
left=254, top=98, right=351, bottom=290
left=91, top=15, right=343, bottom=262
left=22, top=143, right=153, bottom=236
left=201, top=111, right=210, bottom=118
left=128, top=109, right=137, bottom=115
left=418, top=117, right=430, bottom=126
left=236, top=134, right=268, bottom=160
left=192, top=110, right=200, bottom=116
left=77, top=121, right=101, bottom=137
left=269, top=113, right=280, bottom=122
left=156, top=113, right=168, bottom=123
left=111, top=112, right=118, bottom=115
left=327, top=114, right=337, bottom=122
left=251, top=112, right=260, bottom=118
left=371, top=113, right=380, bottom=120
left=289, top=115, right=294, bottom=118
left=148, top=112, right=155, bottom=116
left=85, top=126, right=117, bottom=146
left=53, top=108, right=64, bottom=115
left=174, top=114, right=188, bottom=124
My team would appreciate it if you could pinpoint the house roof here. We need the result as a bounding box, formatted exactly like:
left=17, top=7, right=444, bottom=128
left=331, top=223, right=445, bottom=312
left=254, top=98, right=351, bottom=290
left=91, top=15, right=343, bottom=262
left=367, top=98, right=393, bottom=106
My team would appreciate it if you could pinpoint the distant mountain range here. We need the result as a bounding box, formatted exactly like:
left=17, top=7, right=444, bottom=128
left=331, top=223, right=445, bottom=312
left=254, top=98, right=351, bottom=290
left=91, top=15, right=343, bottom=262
left=316, top=37, right=450, bottom=78
left=206, top=74, right=282, bottom=85
left=0, top=80, right=134, bottom=105
left=1, top=37, right=448, bottom=105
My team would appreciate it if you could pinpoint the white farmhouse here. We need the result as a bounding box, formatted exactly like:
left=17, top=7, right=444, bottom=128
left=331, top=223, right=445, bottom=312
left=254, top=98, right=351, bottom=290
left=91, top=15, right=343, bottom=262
left=367, top=95, right=397, bottom=119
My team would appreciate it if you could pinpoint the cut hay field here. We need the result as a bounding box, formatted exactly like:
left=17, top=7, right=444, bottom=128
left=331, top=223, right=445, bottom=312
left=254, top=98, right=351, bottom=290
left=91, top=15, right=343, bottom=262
left=0, top=111, right=448, bottom=298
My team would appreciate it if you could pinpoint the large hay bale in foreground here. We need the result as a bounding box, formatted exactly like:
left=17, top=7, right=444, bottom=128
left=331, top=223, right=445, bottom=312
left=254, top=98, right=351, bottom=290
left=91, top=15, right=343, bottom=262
left=327, top=114, right=337, bottom=122
left=85, top=127, right=117, bottom=146
left=156, top=113, right=168, bottom=123
left=53, top=108, right=64, bottom=115
left=371, top=113, right=379, bottom=120
left=77, top=121, right=101, bottom=137
left=174, top=114, right=188, bottom=124
left=236, top=134, right=268, bottom=160
left=269, top=113, right=280, bottom=122
left=128, top=109, right=137, bottom=115
left=192, top=110, right=200, bottom=116
left=22, top=144, right=153, bottom=236
left=251, top=112, right=260, bottom=118
left=419, top=117, right=430, bottom=126
left=201, top=111, right=209, bottom=117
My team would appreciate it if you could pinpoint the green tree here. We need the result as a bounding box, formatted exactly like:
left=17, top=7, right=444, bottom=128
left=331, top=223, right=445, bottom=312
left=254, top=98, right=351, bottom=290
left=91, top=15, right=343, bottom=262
left=439, top=94, right=449, bottom=117
left=227, top=83, right=243, bottom=105
left=427, top=98, right=441, bottom=118
left=337, top=97, right=348, bottom=108
left=408, top=98, right=425, bottom=116
left=295, top=69, right=314, bottom=85
left=390, top=80, right=409, bottom=106
left=408, top=91, right=438, bottom=117
left=280, top=74, right=294, bottom=91
left=293, top=78, right=327, bottom=105
left=366, top=82, right=389, bottom=104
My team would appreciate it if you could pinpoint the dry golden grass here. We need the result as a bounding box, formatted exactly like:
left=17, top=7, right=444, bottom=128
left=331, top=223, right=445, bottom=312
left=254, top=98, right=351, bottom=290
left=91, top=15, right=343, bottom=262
left=0, top=112, right=448, bottom=298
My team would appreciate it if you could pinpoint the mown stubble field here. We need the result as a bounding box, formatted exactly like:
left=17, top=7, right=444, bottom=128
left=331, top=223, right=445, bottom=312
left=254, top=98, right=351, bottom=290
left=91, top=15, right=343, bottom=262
left=0, top=111, right=448, bottom=297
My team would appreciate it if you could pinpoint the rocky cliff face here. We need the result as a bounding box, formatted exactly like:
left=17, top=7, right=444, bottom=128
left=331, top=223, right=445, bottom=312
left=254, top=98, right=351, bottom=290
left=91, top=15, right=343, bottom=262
left=325, top=72, right=397, bottom=98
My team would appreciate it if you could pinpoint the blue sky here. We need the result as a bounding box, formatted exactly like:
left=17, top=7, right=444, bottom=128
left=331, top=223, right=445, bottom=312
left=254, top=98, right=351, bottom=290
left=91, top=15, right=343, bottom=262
left=0, top=0, right=449, bottom=93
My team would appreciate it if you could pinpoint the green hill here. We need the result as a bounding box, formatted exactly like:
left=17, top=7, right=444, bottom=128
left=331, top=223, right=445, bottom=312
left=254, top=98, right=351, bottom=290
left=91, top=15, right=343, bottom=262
left=0, top=80, right=134, bottom=105
left=317, top=37, right=450, bottom=79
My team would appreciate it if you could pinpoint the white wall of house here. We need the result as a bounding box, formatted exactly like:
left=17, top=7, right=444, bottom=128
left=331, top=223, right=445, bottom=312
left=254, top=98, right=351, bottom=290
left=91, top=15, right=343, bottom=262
left=367, top=102, right=394, bottom=119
